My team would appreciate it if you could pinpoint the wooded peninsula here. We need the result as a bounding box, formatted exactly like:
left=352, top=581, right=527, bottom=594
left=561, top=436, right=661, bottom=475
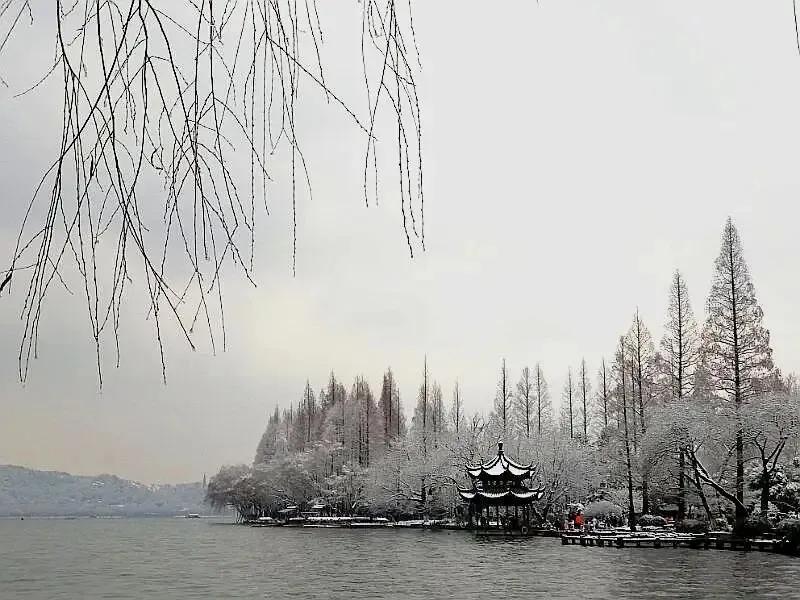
left=206, top=218, right=800, bottom=538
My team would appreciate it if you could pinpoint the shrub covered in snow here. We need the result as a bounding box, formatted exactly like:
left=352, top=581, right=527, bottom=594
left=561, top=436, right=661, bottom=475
left=741, top=515, right=774, bottom=537
left=675, top=519, right=708, bottom=533
left=637, top=514, right=667, bottom=527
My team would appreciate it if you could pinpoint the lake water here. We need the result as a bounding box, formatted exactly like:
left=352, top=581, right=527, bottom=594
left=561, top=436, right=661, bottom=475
left=2, top=518, right=800, bottom=599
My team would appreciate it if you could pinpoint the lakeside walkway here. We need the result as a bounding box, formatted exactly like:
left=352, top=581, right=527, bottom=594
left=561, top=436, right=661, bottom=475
left=560, top=531, right=798, bottom=555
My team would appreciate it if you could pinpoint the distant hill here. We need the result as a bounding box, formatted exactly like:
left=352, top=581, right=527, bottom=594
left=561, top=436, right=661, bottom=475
left=0, top=465, right=208, bottom=517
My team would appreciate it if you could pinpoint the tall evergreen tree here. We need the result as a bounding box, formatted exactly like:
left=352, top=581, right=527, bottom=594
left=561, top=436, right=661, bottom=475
left=303, top=381, right=316, bottom=444
left=515, top=366, right=534, bottom=438
left=661, top=270, right=699, bottom=401
left=561, top=367, right=575, bottom=439
left=579, top=359, right=591, bottom=442
left=597, top=359, right=610, bottom=430
left=450, top=381, right=464, bottom=434
left=614, top=336, right=636, bottom=531
left=413, top=356, right=431, bottom=456
left=660, top=269, right=699, bottom=520
left=534, top=363, right=552, bottom=434
left=627, top=310, right=654, bottom=513
left=254, top=405, right=282, bottom=465
left=494, top=359, right=512, bottom=436
left=378, top=368, right=401, bottom=446
left=701, top=217, right=775, bottom=531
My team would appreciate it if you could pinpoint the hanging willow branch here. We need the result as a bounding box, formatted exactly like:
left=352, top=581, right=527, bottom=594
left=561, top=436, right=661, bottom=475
left=0, top=0, right=423, bottom=384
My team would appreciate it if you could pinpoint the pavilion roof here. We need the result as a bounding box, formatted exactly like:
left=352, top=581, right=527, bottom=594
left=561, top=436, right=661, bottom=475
left=465, top=443, right=535, bottom=479
left=457, top=488, right=544, bottom=503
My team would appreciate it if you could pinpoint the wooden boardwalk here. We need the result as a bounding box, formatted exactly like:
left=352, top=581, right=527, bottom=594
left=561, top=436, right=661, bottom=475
left=560, top=532, right=795, bottom=554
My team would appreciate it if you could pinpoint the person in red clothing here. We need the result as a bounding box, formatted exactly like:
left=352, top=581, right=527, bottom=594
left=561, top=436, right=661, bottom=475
left=574, top=512, right=584, bottom=530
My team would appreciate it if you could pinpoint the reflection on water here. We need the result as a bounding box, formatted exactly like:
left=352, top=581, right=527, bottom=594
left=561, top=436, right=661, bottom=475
left=1, top=518, right=798, bottom=599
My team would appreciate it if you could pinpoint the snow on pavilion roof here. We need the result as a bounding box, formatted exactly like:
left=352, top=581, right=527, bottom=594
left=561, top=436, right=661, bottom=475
left=465, top=443, right=535, bottom=479
left=457, top=488, right=544, bottom=502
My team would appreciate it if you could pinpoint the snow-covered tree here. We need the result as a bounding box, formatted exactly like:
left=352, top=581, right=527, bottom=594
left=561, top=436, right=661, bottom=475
left=534, top=363, right=552, bottom=435
left=254, top=406, right=282, bottom=465
left=515, top=366, right=535, bottom=438
left=560, top=367, right=575, bottom=439
left=378, top=368, right=403, bottom=446
left=661, top=270, right=700, bottom=401
left=627, top=310, right=655, bottom=513
left=578, top=359, right=592, bottom=443
left=701, top=217, right=776, bottom=530
left=430, top=381, right=447, bottom=446
left=613, top=336, right=637, bottom=530
left=596, top=359, right=611, bottom=431
left=659, top=269, right=699, bottom=520
left=494, top=359, right=513, bottom=436
left=743, top=394, right=800, bottom=512
left=450, top=381, right=465, bottom=436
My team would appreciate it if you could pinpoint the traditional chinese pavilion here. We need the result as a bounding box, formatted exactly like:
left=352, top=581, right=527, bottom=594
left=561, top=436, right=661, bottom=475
left=458, top=442, right=544, bottom=532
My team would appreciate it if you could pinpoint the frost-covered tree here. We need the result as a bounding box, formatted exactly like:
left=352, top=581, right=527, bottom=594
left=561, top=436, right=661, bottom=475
left=701, top=217, right=776, bottom=530
left=596, top=359, right=611, bottom=431
left=430, top=382, right=447, bottom=446
left=561, top=367, right=575, bottom=439
left=450, top=381, right=465, bottom=435
left=578, top=359, right=592, bottom=442
left=627, top=310, right=655, bottom=513
left=494, top=359, right=513, bottom=436
left=661, top=270, right=699, bottom=401
left=613, top=336, right=637, bottom=530
left=254, top=406, right=282, bottom=465
left=413, top=357, right=431, bottom=456
left=534, top=363, right=552, bottom=435
left=659, top=269, right=699, bottom=519
left=378, top=368, right=402, bottom=446
left=743, top=394, right=800, bottom=512
left=351, top=376, right=380, bottom=467
left=515, top=366, right=535, bottom=438
left=303, top=381, right=317, bottom=444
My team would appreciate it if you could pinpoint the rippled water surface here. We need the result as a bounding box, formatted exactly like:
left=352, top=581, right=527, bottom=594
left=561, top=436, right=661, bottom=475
left=2, top=518, right=800, bottom=599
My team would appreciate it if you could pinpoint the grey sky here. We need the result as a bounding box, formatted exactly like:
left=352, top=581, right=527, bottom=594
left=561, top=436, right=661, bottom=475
left=2, top=2, right=799, bottom=483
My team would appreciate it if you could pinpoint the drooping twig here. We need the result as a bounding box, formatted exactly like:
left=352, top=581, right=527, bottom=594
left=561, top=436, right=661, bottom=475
left=0, top=1, right=424, bottom=384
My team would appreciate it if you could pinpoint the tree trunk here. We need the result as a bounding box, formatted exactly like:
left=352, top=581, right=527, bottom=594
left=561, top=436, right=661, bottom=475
left=677, top=450, right=686, bottom=521
left=760, top=462, right=771, bottom=513
left=621, top=352, right=636, bottom=532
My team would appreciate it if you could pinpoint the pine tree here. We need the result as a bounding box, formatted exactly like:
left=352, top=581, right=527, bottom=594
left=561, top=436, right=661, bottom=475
left=494, top=359, right=512, bottom=436
left=303, top=381, right=316, bottom=444
left=561, top=367, right=575, bottom=439
left=661, top=270, right=699, bottom=401
left=515, top=366, right=534, bottom=438
left=701, top=217, right=775, bottom=531
left=579, top=359, right=591, bottom=442
left=430, top=381, right=446, bottom=446
left=254, top=405, right=281, bottom=465
left=615, top=336, right=637, bottom=531
left=414, top=356, right=430, bottom=456
left=597, top=359, right=610, bottom=430
left=378, top=368, right=401, bottom=447
left=627, top=310, right=654, bottom=513
left=534, top=363, right=552, bottom=434
left=660, top=269, right=699, bottom=520
left=450, top=381, right=464, bottom=434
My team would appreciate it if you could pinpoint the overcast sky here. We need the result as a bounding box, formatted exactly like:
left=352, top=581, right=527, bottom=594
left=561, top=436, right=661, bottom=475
left=2, top=2, right=800, bottom=484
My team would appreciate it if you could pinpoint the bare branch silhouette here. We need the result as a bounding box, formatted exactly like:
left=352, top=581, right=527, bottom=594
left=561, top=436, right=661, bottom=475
left=0, top=0, right=424, bottom=384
